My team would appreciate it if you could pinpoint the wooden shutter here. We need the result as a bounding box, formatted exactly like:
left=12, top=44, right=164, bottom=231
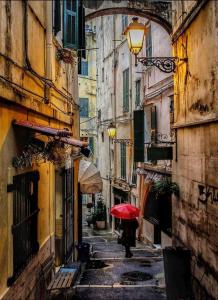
left=120, top=144, right=126, bottom=179
left=151, top=106, right=157, bottom=143
left=134, top=110, right=144, bottom=162
left=63, top=0, right=79, bottom=49
left=54, top=0, right=61, bottom=35
left=135, top=80, right=141, bottom=107
left=123, top=68, right=129, bottom=112
left=146, top=26, right=152, bottom=57
left=78, top=0, right=86, bottom=58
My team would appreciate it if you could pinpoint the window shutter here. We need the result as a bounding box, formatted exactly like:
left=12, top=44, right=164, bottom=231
left=79, top=98, right=89, bottom=117
left=54, top=0, right=61, bottom=35
left=78, top=0, right=86, bottom=58
left=135, top=80, right=141, bottom=107
left=134, top=110, right=144, bottom=162
left=63, top=0, right=79, bottom=49
left=123, top=69, right=129, bottom=112
left=146, top=26, right=152, bottom=57
left=120, top=144, right=126, bottom=179
left=151, top=106, right=157, bottom=143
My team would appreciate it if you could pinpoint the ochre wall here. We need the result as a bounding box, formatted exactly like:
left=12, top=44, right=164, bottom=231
left=172, top=1, right=218, bottom=299
left=0, top=0, right=79, bottom=298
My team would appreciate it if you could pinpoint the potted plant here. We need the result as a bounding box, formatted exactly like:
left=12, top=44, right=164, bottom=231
left=93, top=200, right=107, bottom=229
left=153, top=177, right=180, bottom=198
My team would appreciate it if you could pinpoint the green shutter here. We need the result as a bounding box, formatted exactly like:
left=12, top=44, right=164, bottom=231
left=120, top=144, right=126, bottom=179
left=134, top=110, right=144, bottom=162
left=54, top=0, right=61, bottom=35
left=79, top=98, right=89, bottom=117
left=123, top=68, right=129, bottom=112
left=146, top=26, right=152, bottom=57
left=78, top=0, right=86, bottom=58
left=63, top=0, right=79, bottom=49
left=135, top=80, right=141, bottom=107
left=151, top=106, right=157, bottom=143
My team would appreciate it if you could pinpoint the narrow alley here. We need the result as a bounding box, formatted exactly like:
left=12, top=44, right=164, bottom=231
left=72, top=205, right=166, bottom=300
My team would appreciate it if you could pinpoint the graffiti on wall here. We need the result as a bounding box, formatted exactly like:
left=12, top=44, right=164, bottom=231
left=198, top=184, right=218, bottom=204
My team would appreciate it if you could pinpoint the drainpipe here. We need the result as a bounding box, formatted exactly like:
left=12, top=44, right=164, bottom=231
left=129, top=42, right=133, bottom=203
left=45, top=0, right=53, bottom=103
left=111, top=15, right=117, bottom=232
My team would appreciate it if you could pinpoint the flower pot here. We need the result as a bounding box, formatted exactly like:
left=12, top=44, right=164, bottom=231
left=96, top=220, right=105, bottom=229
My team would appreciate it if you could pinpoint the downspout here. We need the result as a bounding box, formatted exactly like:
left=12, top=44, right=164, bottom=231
left=111, top=15, right=117, bottom=232
left=129, top=42, right=133, bottom=201
left=45, top=0, right=53, bottom=103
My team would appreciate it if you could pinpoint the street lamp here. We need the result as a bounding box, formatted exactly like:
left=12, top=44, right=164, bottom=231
left=107, top=123, right=116, bottom=139
left=124, top=17, right=183, bottom=73
left=107, top=123, right=133, bottom=145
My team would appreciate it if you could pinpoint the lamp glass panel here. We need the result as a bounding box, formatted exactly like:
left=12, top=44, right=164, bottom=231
left=108, top=127, right=116, bottom=138
left=128, top=29, right=144, bottom=55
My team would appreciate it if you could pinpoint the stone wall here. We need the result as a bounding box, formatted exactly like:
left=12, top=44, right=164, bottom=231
left=2, top=237, right=54, bottom=300
left=172, top=1, right=218, bottom=299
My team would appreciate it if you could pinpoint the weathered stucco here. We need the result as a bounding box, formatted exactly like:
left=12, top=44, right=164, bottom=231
left=172, top=1, right=218, bottom=299
left=0, top=1, right=79, bottom=298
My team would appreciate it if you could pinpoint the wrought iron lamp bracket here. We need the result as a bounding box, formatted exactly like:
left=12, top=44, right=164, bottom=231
left=112, top=138, right=133, bottom=146
left=136, top=56, right=188, bottom=73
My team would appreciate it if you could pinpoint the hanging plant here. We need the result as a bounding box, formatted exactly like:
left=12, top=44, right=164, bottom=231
left=153, top=177, right=180, bottom=198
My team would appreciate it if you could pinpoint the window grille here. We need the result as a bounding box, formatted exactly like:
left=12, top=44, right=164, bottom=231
left=9, top=171, right=39, bottom=284
left=62, top=167, right=74, bottom=263
left=123, top=68, right=129, bottom=112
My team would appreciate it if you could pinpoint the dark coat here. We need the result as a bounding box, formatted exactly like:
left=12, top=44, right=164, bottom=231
left=121, top=219, right=139, bottom=247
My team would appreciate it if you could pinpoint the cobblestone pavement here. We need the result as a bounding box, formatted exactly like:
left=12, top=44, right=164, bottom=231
left=73, top=222, right=166, bottom=300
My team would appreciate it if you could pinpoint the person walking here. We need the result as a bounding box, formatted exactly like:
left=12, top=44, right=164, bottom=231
left=121, top=218, right=139, bottom=258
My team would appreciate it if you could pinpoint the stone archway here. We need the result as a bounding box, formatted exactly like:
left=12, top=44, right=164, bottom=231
left=84, top=1, right=172, bottom=34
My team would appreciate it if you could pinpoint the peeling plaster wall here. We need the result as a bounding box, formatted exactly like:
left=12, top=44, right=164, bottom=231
left=172, top=1, right=218, bottom=299
left=0, top=1, right=79, bottom=298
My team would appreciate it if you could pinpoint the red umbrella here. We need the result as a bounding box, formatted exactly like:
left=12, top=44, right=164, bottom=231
left=110, top=203, right=140, bottom=220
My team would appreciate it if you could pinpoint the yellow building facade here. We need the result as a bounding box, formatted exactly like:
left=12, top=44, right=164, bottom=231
left=0, top=1, right=84, bottom=299
left=79, top=19, right=97, bottom=162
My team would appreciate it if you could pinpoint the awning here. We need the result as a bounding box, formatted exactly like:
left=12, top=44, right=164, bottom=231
left=79, top=160, right=103, bottom=194
left=13, top=120, right=72, bottom=137
left=61, top=137, right=88, bottom=148
left=13, top=120, right=89, bottom=148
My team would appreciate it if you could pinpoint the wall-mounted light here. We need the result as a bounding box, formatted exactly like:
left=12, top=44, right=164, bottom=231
left=124, top=17, right=187, bottom=73
left=107, top=123, right=116, bottom=139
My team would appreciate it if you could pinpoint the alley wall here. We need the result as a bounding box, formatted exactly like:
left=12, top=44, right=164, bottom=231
left=172, top=1, right=218, bottom=299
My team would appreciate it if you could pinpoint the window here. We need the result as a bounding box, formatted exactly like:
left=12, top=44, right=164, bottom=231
left=80, top=60, right=88, bottom=76
left=123, top=68, right=129, bottom=112
left=79, top=98, right=89, bottom=117
left=120, top=144, right=126, bottom=179
left=63, top=0, right=78, bottom=48
left=135, top=80, right=141, bottom=108
left=146, top=26, right=152, bottom=57
left=151, top=105, right=157, bottom=143
left=132, top=162, right=137, bottom=185
left=53, top=0, right=61, bottom=35
left=10, top=172, right=39, bottom=283
left=101, top=132, right=104, bottom=142
left=89, top=137, right=94, bottom=153
left=122, top=15, right=128, bottom=32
